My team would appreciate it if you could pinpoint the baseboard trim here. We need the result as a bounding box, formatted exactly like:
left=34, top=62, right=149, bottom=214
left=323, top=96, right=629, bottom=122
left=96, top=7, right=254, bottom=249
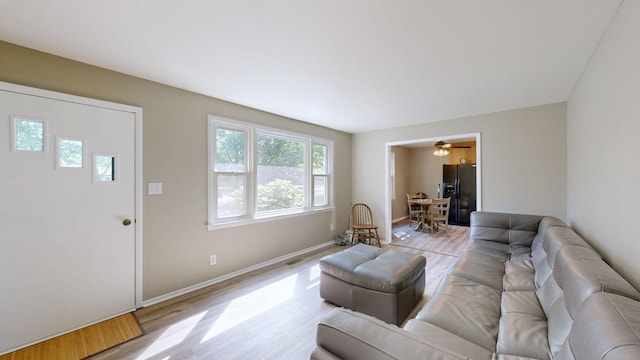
left=392, top=216, right=409, bottom=224
left=141, top=240, right=336, bottom=308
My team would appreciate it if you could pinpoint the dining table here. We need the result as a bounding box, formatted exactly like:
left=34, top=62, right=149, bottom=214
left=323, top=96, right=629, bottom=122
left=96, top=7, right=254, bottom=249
left=408, top=198, right=432, bottom=232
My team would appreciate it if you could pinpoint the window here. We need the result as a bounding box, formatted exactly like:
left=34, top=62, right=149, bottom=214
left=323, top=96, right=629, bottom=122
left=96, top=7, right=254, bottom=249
left=56, top=137, right=84, bottom=168
left=208, top=116, right=333, bottom=228
left=12, top=116, right=47, bottom=152
left=94, top=154, right=117, bottom=182
left=215, top=127, right=248, bottom=218
left=256, top=133, right=304, bottom=214
left=313, top=144, right=329, bottom=206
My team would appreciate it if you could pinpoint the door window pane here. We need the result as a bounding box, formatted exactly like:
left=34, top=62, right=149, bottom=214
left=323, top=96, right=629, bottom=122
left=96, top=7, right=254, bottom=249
left=13, top=118, right=46, bottom=152
left=95, top=155, right=116, bottom=182
left=256, top=134, right=304, bottom=212
left=57, top=138, right=84, bottom=168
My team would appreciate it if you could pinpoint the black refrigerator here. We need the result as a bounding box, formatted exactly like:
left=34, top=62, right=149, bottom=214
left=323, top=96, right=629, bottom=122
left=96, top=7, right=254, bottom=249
left=442, top=164, right=477, bottom=226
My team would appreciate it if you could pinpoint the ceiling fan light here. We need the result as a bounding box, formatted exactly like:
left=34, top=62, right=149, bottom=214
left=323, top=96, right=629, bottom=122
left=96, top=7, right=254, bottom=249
left=433, top=148, right=449, bottom=157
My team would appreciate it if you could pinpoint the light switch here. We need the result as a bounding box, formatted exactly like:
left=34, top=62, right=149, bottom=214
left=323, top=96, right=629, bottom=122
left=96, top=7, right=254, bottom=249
left=148, top=182, right=163, bottom=195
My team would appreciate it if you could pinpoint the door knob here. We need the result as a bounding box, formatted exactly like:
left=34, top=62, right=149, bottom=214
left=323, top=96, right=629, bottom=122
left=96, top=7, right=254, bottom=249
left=123, top=219, right=132, bottom=226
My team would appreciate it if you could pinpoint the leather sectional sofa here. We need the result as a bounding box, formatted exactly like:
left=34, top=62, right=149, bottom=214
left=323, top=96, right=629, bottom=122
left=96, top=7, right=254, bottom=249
left=311, top=211, right=640, bottom=359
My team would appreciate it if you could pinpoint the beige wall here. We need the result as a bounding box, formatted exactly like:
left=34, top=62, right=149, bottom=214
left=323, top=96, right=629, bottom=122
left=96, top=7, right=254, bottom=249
left=447, top=143, right=477, bottom=165
left=567, top=1, right=640, bottom=290
left=390, top=146, right=410, bottom=221
left=353, top=102, right=567, bottom=240
left=0, top=41, right=352, bottom=301
left=408, top=147, right=449, bottom=200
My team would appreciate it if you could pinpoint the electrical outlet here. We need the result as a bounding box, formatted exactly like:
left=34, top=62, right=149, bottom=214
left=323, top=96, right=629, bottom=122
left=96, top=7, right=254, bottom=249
left=330, top=223, right=335, bottom=231
left=210, top=255, right=217, bottom=266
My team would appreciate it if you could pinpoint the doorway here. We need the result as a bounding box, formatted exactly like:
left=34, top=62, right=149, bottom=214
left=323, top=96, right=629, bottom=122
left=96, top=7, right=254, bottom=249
left=0, top=81, right=143, bottom=354
left=385, top=133, right=481, bottom=242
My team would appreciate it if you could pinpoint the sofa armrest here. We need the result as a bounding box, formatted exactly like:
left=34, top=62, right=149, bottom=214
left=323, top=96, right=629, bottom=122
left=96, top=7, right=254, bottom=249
left=313, top=308, right=489, bottom=360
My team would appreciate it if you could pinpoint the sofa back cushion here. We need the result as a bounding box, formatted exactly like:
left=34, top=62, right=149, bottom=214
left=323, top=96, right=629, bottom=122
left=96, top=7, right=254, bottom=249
left=533, top=227, right=596, bottom=289
left=555, top=293, right=640, bottom=360
left=542, top=245, right=640, bottom=356
left=537, top=216, right=568, bottom=239
left=470, top=212, right=542, bottom=246
left=553, top=246, right=639, bottom=317
left=543, top=227, right=597, bottom=269
left=530, top=216, right=567, bottom=267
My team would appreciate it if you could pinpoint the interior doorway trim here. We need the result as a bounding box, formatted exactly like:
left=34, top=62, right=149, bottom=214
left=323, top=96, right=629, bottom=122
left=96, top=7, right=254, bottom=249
left=384, top=132, right=481, bottom=242
left=0, top=80, right=144, bottom=307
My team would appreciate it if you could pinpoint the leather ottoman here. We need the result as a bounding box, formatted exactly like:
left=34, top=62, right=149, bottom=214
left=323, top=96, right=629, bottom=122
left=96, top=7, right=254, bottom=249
left=319, top=244, right=426, bottom=325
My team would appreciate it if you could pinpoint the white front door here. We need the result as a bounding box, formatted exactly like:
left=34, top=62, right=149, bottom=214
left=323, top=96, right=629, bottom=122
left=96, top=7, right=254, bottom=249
left=0, top=83, right=139, bottom=354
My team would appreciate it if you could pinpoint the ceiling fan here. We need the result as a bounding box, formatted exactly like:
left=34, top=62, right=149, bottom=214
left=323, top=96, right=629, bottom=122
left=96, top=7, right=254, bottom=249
left=433, top=140, right=472, bottom=157
left=433, top=141, right=451, bottom=156
left=435, top=141, right=472, bottom=149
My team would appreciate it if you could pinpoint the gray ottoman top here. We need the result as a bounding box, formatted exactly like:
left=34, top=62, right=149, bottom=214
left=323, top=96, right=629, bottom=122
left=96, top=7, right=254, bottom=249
left=320, top=244, right=426, bottom=293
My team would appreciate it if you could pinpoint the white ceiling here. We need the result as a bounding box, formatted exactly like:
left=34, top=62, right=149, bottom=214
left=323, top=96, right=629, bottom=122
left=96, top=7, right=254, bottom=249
left=0, top=0, right=622, bottom=133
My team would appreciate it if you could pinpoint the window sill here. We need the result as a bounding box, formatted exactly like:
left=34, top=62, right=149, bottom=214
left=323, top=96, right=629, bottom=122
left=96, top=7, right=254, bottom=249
left=207, top=206, right=335, bottom=231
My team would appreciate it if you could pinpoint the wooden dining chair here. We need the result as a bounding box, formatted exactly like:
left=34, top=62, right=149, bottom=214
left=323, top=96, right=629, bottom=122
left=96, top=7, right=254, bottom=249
left=350, top=203, right=381, bottom=247
left=407, top=192, right=429, bottom=227
left=425, top=197, right=451, bottom=234
left=407, top=193, right=423, bottom=227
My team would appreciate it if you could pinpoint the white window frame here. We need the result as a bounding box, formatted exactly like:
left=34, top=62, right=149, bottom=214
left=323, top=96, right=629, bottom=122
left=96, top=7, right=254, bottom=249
left=10, top=115, right=48, bottom=153
left=207, top=115, right=334, bottom=230
left=55, top=136, right=86, bottom=169
left=312, top=143, right=330, bottom=207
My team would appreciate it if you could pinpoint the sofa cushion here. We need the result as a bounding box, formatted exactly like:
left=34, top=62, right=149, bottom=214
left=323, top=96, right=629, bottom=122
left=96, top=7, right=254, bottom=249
left=544, top=244, right=640, bottom=356
left=533, top=252, right=553, bottom=289
left=543, top=227, right=596, bottom=270
left=536, top=216, right=568, bottom=239
left=403, top=319, right=495, bottom=359
left=470, top=212, right=543, bottom=247
left=417, top=275, right=501, bottom=351
left=470, top=212, right=512, bottom=244
left=497, top=313, right=550, bottom=359
left=508, top=244, right=534, bottom=260
left=536, top=271, right=563, bottom=316
left=466, top=239, right=510, bottom=260
left=503, top=259, right=536, bottom=291
left=447, top=251, right=506, bottom=290
left=555, top=293, right=640, bottom=360
left=316, top=308, right=493, bottom=360
left=498, top=291, right=550, bottom=359
left=553, top=245, right=640, bottom=318
left=501, top=291, right=544, bottom=317
left=506, top=214, right=544, bottom=248
left=546, top=294, right=572, bottom=356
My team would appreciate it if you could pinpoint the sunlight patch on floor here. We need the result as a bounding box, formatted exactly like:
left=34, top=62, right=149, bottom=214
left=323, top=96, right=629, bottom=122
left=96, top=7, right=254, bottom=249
left=200, top=273, right=298, bottom=343
left=393, top=231, right=412, bottom=241
left=306, top=264, right=321, bottom=289
left=309, top=264, right=320, bottom=281
left=136, top=311, right=207, bottom=360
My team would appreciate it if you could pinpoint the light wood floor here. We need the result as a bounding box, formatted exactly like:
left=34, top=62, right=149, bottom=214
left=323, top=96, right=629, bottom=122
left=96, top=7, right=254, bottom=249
left=92, top=220, right=469, bottom=360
